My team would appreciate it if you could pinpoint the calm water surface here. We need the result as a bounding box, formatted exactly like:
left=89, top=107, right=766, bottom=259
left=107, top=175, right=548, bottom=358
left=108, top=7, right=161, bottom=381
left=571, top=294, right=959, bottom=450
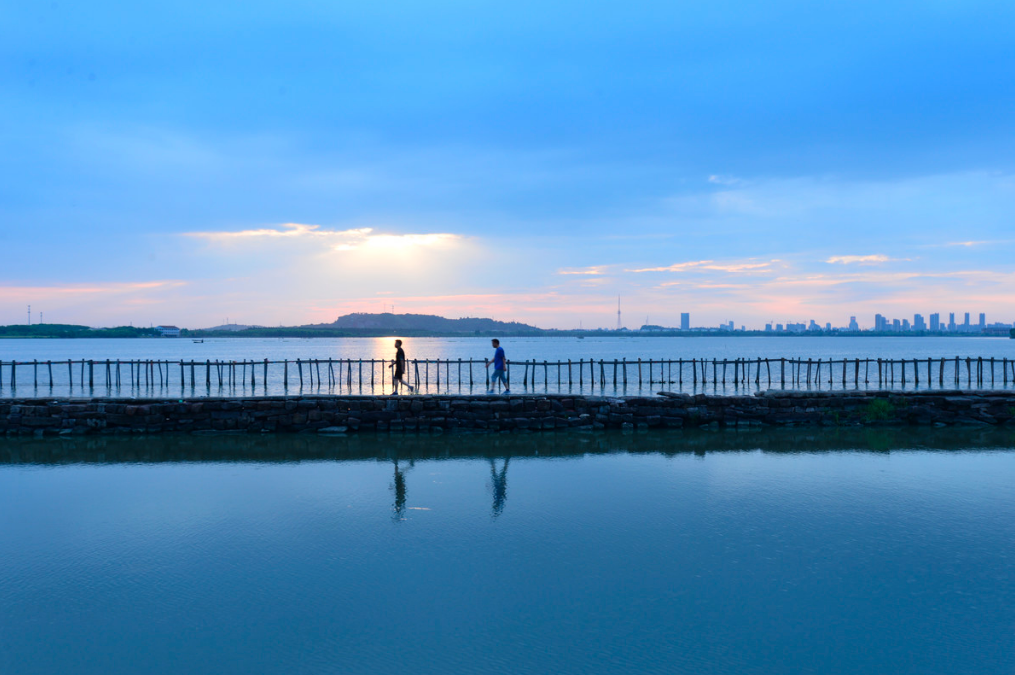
left=2, top=429, right=1013, bottom=674
left=2, top=336, right=1014, bottom=397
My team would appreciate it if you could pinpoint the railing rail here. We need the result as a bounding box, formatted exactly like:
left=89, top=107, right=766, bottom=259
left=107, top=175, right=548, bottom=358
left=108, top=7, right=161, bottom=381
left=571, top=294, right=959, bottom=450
left=1, top=355, right=1013, bottom=397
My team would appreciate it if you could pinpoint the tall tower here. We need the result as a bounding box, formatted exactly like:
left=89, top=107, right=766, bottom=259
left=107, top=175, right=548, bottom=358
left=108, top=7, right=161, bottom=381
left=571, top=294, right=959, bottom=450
left=616, top=296, right=622, bottom=331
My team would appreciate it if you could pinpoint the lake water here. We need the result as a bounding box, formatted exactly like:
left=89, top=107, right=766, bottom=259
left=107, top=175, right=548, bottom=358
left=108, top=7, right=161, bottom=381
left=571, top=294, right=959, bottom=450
left=2, top=336, right=1014, bottom=397
left=2, top=429, right=1014, bottom=674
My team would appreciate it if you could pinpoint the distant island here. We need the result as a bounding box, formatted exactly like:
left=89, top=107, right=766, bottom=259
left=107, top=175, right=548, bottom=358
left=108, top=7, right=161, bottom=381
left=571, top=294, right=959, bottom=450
left=190, top=313, right=545, bottom=338
left=2, top=313, right=1013, bottom=338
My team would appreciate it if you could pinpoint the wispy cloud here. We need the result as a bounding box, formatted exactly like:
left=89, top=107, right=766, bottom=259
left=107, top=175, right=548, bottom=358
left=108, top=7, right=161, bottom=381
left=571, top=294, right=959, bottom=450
left=557, top=265, right=609, bottom=276
left=627, top=260, right=778, bottom=274
left=825, top=254, right=895, bottom=265
left=184, top=223, right=460, bottom=251
left=940, top=240, right=1010, bottom=248
left=707, top=175, right=741, bottom=186
left=0, top=280, right=186, bottom=301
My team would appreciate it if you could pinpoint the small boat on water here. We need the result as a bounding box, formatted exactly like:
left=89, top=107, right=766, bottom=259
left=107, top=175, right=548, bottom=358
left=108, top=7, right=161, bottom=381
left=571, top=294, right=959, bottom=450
left=193, top=339, right=204, bottom=343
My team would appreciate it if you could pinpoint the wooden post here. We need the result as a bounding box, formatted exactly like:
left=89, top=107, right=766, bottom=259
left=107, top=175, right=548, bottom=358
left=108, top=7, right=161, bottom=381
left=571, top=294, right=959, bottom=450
left=415, top=361, right=421, bottom=388
left=297, top=359, right=303, bottom=387
left=638, top=358, right=643, bottom=385
left=51, top=361, right=56, bottom=388
left=579, top=359, right=584, bottom=387
left=966, top=358, right=971, bottom=388
left=599, top=360, right=605, bottom=386
left=622, top=358, right=628, bottom=386
left=523, top=361, right=529, bottom=388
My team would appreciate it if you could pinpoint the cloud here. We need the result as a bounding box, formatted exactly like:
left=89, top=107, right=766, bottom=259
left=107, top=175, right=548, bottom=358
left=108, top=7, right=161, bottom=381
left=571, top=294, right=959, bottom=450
left=557, top=266, right=608, bottom=276
left=627, top=260, right=778, bottom=273
left=0, top=281, right=186, bottom=302
left=939, top=240, right=1012, bottom=248
left=184, top=223, right=461, bottom=252
left=825, top=254, right=894, bottom=265
left=708, top=175, right=741, bottom=186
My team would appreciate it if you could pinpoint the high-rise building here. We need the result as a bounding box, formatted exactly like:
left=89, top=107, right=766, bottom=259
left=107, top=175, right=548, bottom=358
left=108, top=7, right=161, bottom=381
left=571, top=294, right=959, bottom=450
left=808, top=320, right=819, bottom=331
left=765, top=323, right=773, bottom=332
left=930, top=313, right=940, bottom=331
left=875, top=314, right=887, bottom=331
left=964, top=312, right=970, bottom=328
left=825, top=322, right=831, bottom=331
left=893, top=318, right=901, bottom=331
left=902, top=319, right=911, bottom=331
left=775, top=323, right=784, bottom=332
left=848, top=316, right=859, bottom=331
left=948, top=313, right=956, bottom=331
left=680, top=313, right=690, bottom=331
left=979, top=313, right=986, bottom=329
left=914, top=314, right=926, bottom=331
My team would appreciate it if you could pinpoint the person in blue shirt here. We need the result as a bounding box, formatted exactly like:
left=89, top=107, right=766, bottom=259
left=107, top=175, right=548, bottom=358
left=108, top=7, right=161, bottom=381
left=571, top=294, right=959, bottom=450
left=485, top=338, right=510, bottom=394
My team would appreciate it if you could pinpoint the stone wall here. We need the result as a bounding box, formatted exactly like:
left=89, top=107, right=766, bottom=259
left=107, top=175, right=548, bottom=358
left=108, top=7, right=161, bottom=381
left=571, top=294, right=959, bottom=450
left=3, top=390, right=1015, bottom=436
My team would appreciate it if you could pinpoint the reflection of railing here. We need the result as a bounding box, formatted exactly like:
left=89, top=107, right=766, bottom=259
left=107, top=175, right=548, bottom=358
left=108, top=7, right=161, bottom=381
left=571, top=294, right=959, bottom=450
left=1, top=356, right=1015, bottom=396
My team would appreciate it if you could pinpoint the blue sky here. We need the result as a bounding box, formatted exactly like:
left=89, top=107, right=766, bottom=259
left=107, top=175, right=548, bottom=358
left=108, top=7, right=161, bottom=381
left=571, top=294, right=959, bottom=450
left=2, top=0, right=1014, bottom=328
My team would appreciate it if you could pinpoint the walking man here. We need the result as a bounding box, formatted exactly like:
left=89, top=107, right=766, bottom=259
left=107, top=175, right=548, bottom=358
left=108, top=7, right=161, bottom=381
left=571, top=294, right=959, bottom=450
left=485, top=338, right=510, bottom=394
left=391, top=339, right=414, bottom=394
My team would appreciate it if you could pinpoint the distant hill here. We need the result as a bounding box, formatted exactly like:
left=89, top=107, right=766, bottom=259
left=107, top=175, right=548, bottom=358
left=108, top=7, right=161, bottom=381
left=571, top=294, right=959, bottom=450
left=199, top=323, right=262, bottom=332
left=325, top=313, right=541, bottom=334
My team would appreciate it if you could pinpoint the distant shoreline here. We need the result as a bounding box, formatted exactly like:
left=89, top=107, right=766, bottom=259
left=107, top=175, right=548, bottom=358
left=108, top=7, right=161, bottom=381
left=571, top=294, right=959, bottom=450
left=2, top=331, right=1010, bottom=339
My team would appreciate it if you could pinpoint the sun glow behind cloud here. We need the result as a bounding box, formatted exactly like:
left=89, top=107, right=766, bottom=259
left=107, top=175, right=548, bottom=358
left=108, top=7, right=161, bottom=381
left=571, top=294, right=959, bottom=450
left=185, top=223, right=461, bottom=253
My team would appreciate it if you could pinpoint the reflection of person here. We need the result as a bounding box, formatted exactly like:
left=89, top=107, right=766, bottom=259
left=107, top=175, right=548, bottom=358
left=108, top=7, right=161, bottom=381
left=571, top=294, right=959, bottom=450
left=485, top=339, right=510, bottom=394
left=390, top=339, right=414, bottom=394
left=490, top=457, right=509, bottom=517
left=392, top=460, right=407, bottom=521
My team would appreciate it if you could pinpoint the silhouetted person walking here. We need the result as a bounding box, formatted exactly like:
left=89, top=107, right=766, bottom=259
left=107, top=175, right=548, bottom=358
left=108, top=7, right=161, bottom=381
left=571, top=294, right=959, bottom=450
left=390, top=339, right=414, bottom=394
left=485, top=339, right=510, bottom=394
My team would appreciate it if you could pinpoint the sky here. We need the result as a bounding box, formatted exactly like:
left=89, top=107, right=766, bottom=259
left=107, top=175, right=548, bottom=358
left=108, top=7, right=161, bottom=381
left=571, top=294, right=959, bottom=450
left=2, top=0, right=1014, bottom=330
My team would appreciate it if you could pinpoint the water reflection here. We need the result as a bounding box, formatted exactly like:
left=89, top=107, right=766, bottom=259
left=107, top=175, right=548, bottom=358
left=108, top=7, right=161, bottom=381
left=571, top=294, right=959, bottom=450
left=2, top=426, right=1014, bottom=466
left=489, top=458, right=509, bottom=517
left=391, top=458, right=411, bottom=521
